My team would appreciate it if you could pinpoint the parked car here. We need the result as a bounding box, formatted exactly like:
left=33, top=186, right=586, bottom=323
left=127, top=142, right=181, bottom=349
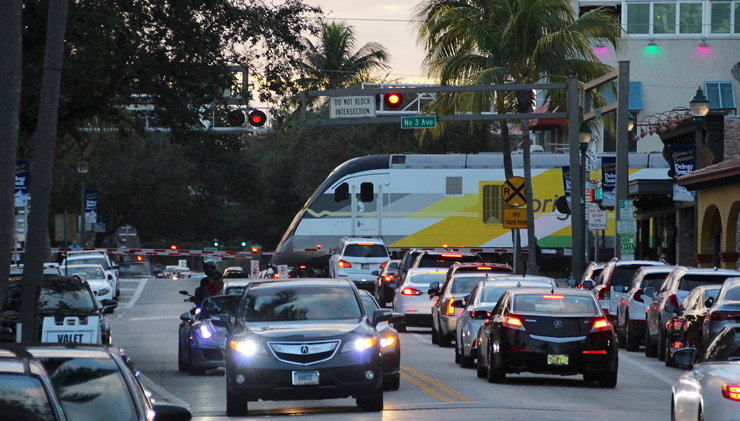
left=375, top=259, right=401, bottom=306
left=670, top=324, right=740, bottom=421
left=702, top=277, right=740, bottom=347
left=328, top=237, right=389, bottom=293
left=358, top=290, right=403, bottom=391
left=665, top=285, right=721, bottom=366
left=223, top=266, right=245, bottom=278
left=579, top=262, right=606, bottom=288
left=392, top=268, right=448, bottom=331
left=645, top=267, right=740, bottom=361
left=593, top=259, right=667, bottom=322
left=0, top=345, right=67, bottom=420
left=615, top=266, right=676, bottom=351
left=454, top=277, right=557, bottom=368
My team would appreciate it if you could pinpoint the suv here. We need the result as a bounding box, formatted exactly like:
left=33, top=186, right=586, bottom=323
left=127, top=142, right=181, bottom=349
left=579, top=262, right=606, bottom=288
left=411, top=251, right=482, bottom=269
left=63, top=251, right=120, bottom=298
left=391, top=249, right=422, bottom=288
left=0, top=345, right=67, bottom=420
left=645, top=267, right=740, bottom=361
left=329, top=237, right=390, bottom=293
left=593, top=259, right=667, bottom=321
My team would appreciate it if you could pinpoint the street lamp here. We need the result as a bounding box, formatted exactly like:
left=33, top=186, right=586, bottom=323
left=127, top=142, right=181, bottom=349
left=77, top=161, right=88, bottom=247
left=689, top=87, right=710, bottom=262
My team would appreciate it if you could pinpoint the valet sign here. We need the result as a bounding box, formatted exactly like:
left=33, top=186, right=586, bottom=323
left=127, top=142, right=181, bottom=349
left=671, top=145, right=695, bottom=202
left=330, top=96, right=376, bottom=119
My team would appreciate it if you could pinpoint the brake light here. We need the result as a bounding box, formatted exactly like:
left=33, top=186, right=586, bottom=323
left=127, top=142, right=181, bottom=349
left=384, top=275, right=393, bottom=282
left=633, top=288, right=644, bottom=303
left=337, top=260, right=352, bottom=268
left=592, top=317, right=611, bottom=332
left=446, top=299, right=456, bottom=316
left=503, top=316, right=525, bottom=331
left=470, top=310, right=491, bottom=319
left=401, top=288, right=422, bottom=296
left=472, top=338, right=477, bottom=347
left=583, top=350, right=607, bottom=355
left=723, top=385, right=740, bottom=401
left=542, top=295, right=564, bottom=299
left=708, top=311, right=740, bottom=321
left=598, top=287, right=609, bottom=300
left=273, top=273, right=279, bottom=279
left=508, top=347, right=533, bottom=352
left=477, top=267, right=492, bottom=271
left=357, top=243, right=375, bottom=246
left=668, top=294, right=679, bottom=308
left=442, top=254, right=462, bottom=257
left=380, top=262, right=387, bottom=268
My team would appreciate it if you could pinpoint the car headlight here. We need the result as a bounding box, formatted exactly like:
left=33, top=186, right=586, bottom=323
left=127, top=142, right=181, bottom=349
left=341, top=337, right=378, bottom=353
left=98, top=287, right=110, bottom=296
left=230, top=340, right=266, bottom=356
left=196, top=325, right=213, bottom=339
left=380, top=336, right=395, bottom=348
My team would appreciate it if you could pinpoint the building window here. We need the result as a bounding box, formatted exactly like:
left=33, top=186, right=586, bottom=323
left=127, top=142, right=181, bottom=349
left=711, top=2, right=731, bottom=33
left=736, top=3, right=740, bottom=32
left=446, top=176, right=463, bottom=196
left=653, top=3, right=676, bottom=34
left=482, top=184, right=504, bottom=225
left=679, top=3, right=703, bottom=34
left=704, top=81, right=737, bottom=110
left=627, top=3, right=650, bottom=34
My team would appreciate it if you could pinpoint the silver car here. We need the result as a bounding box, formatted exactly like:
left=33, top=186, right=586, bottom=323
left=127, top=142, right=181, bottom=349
left=454, top=277, right=556, bottom=368
left=703, top=277, right=740, bottom=346
left=393, top=268, right=448, bottom=332
left=671, top=324, right=740, bottom=421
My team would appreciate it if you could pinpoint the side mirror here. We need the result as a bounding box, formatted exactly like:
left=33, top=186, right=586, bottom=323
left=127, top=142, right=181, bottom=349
left=152, top=403, right=192, bottom=421
left=567, top=278, right=577, bottom=287
left=180, top=312, right=192, bottom=321
left=100, top=299, right=118, bottom=313
left=451, top=299, right=465, bottom=308
left=428, top=282, right=440, bottom=295
left=178, top=291, right=190, bottom=295
left=390, top=313, right=405, bottom=324
left=371, top=271, right=379, bottom=276
left=705, top=297, right=715, bottom=308
left=665, top=304, right=677, bottom=314
left=328, top=249, right=335, bottom=255
left=643, top=287, right=655, bottom=299
left=107, top=274, right=113, bottom=281
left=671, top=348, right=696, bottom=369
left=113, top=265, right=120, bottom=270
left=372, top=309, right=393, bottom=327
left=582, top=280, right=595, bottom=290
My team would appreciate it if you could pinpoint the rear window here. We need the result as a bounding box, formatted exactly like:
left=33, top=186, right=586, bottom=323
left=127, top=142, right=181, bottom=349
left=639, top=272, right=671, bottom=290
left=481, top=286, right=512, bottom=304
left=417, top=254, right=481, bottom=268
left=513, top=294, right=598, bottom=315
left=4, top=282, right=96, bottom=313
left=407, top=272, right=446, bottom=285
left=68, top=257, right=110, bottom=269
left=679, top=275, right=738, bottom=292
left=243, top=286, right=362, bottom=322
left=343, top=244, right=388, bottom=258
left=68, top=267, right=106, bottom=280
left=611, top=265, right=654, bottom=287
left=451, top=277, right=485, bottom=294
left=720, top=284, right=740, bottom=302
left=0, top=374, right=55, bottom=420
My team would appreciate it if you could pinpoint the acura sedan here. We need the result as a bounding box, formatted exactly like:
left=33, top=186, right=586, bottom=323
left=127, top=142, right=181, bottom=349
left=220, top=279, right=391, bottom=416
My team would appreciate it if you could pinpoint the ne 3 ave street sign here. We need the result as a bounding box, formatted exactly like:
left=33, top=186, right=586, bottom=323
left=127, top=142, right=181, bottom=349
left=401, top=116, right=436, bottom=129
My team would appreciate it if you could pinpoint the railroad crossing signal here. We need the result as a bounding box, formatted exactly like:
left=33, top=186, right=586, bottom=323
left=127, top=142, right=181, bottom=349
left=502, top=176, right=526, bottom=207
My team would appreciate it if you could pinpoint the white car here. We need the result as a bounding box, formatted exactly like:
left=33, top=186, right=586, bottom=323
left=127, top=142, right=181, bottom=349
left=615, top=266, right=675, bottom=351
left=593, top=259, right=667, bottom=322
left=671, top=324, right=740, bottom=421
left=66, top=263, right=115, bottom=308
left=328, top=237, right=389, bottom=292
left=393, top=269, right=448, bottom=332
left=63, top=251, right=120, bottom=299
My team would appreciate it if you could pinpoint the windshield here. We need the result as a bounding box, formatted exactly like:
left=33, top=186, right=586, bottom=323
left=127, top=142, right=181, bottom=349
left=720, top=284, right=740, bottom=302
left=513, top=294, right=598, bottom=315
left=39, top=357, right=138, bottom=421
left=4, top=282, right=96, bottom=314
left=639, top=272, right=671, bottom=290
left=407, top=272, right=446, bottom=286
left=68, top=267, right=105, bottom=280
left=243, top=286, right=362, bottom=322
left=679, top=275, right=737, bottom=292
left=611, top=265, right=655, bottom=287
left=0, top=374, right=55, bottom=421
left=224, top=286, right=246, bottom=296
left=451, top=277, right=485, bottom=294
left=700, top=327, right=740, bottom=363
left=224, top=272, right=247, bottom=279
left=119, top=264, right=150, bottom=276
left=343, top=244, right=388, bottom=258
left=417, top=254, right=481, bottom=268
left=200, top=295, right=241, bottom=318
left=68, top=257, right=110, bottom=269
left=359, top=294, right=378, bottom=315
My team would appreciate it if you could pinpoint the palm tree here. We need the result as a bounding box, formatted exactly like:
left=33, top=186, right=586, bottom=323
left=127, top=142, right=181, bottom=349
left=415, top=0, right=622, bottom=274
left=296, top=21, right=391, bottom=91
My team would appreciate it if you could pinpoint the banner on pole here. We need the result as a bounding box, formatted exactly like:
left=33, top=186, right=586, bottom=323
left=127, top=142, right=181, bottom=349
left=670, top=145, right=696, bottom=201
left=601, top=156, right=616, bottom=207
left=15, top=160, right=28, bottom=207
left=562, top=166, right=571, bottom=200
left=85, top=189, right=98, bottom=223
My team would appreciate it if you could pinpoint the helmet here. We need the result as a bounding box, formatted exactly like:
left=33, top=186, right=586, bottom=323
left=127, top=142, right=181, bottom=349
left=204, top=261, right=217, bottom=276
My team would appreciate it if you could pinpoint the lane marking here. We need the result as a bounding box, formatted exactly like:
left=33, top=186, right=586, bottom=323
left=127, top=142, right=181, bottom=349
left=619, top=353, right=675, bottom=386
left=128, top=316, right=180, bottom=321
left=400, top=372, right=455, bottom=403
left=120, top=288, right=138, bottom=292
left=138, top=373, right=190, bottom=409
left=402, top=366, right=475, bottom=402
left=411, top=333, right=427, bottom=342
left=125, top=278, right=148, bottom=310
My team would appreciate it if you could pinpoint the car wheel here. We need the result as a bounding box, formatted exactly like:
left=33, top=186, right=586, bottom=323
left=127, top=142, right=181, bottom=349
left=454, top=346, right=461, bottom=364
left=657, top=323, right=666, bottom=362
left=383, top=373, right=400, bottom=391
left=476, top=344, right=487, bottom=378
left=438, top=320, right=451, bottom=347
left=625, top=319, right=640, bottom=352
left=178, top=342, right=189, bottom=372
left=226, top=388, right=248, bottom=416
left=645, top=321, right=658, bottom=358
left=616, top=317, right=626, bottom=348
left=460, top=352, right=475, bottom=368
left=598, top=367, right=618, bottom=388
left=358, top=387, right=383, bottom=412
left=431, top=323, right=439, bottom=345
left=486, top=345, right=505, bottom=384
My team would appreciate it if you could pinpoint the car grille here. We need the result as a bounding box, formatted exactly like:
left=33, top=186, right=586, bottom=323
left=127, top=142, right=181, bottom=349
left=202, top=348, right=224, bottom=361
left=268, top=341, right=340, bottom=366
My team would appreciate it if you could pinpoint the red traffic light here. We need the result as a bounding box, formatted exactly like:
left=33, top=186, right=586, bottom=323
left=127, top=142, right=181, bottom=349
left=251, top=247, right=259, bottom=253
left=384, top=93, right=403, bottom=109
left=248, top=110, right=267, bottom=127
left=170, top=244, right=177, bottom=250
left=227, top=110, right=245, bottom=126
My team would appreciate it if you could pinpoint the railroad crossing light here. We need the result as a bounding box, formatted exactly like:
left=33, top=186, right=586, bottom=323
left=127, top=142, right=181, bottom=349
left=227, top=110, right=245, bottom=126
left=384, top=93, right=403, bottom=109
left=251, top=247, right=259, bottom=254
left=241, top=241, right=247, bottom=247
left=248, top=110, right=267, bottom=127
left=555, top=196, right=571, bottom=215
left=137, top=256, right=143, bottom=261
left=170, top=244, right=177, bottom=250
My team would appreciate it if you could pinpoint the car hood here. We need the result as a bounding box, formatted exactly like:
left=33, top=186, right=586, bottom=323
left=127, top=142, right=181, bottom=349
left=244, top=320, right=369, bottom=340
left=87, top=280, right=109, bottom=289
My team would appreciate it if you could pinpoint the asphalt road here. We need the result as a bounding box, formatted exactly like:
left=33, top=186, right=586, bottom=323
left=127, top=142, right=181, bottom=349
left=111, top=276, right=683, bottom=420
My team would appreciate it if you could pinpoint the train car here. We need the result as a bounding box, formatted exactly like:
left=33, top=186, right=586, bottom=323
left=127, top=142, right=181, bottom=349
left=272, top=153, right=669, bottom=268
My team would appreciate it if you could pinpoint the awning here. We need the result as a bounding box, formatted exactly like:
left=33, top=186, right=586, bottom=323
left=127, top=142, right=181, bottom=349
left=530, top=102, right=564, bottom=130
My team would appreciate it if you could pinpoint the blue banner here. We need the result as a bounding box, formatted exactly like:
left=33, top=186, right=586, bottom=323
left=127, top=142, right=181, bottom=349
left=671, top=145, right=696, bottom=201
left=601, top=156, right=616, bottom=207
left=85, top=189, right=98, bottom=223
left=15, top=160, right=28, bottom=207
left=562, top=166, right=571, bottom=199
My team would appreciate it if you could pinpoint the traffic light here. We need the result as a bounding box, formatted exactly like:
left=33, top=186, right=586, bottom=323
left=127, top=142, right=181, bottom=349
left=383, top=93, right=403, bottom=109
left=170, top=244, right=177, bottom=250
left=248, top=110, right=267, bottom=127
left=589, top=188, right=595, bottom=203
left=137, top=256, right=143, bottom=261
left=251, top=247, right=258, bottom=253
left=594, top=187, right=603, bottom=201
left=555, top=196, right=571, bottom=215
left=227, top=110, right=245, bottom=126
left=241, top=241, right=247, bottom=247
left=214, top=241, right=219, bottom=247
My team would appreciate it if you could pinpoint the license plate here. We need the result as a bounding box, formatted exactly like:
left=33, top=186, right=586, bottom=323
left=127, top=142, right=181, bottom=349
left=292, top=371, right=320, bottom=386
left=362, top=264, right=370, bottom=269
left=547, top=354, right=569, bottom=365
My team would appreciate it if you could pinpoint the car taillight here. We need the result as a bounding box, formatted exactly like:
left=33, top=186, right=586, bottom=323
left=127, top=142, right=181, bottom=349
left=470, top=310, right=491, bottom=319
left=708, top=311, right=740, bottom=321
left=583, top=350, right=607, bottom=354
left=633, top=288, right=644, bottom=303
left=446, top=299, right=456, bottom=316
left=338, top=260, right=352, bottom=268
left=401, top=288, right=422, bottom=296
left=380, top=262, right=387, bottom=268
left=503, top=316, right=525, bottom=331
left=598, top=287, right=609, bottom=300
left=667, top=294, right=679, bottom=308
left=723, top=385, right=740, bottom=401
left=591, top=317, right=611, bottom=332
left=384, top=275, right=393, bottom=282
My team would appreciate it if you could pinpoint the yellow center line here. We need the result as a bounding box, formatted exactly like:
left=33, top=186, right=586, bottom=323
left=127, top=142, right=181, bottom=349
left=402, top=366, right=476, bottom=402
left=400, top=372, right=455, bottom=403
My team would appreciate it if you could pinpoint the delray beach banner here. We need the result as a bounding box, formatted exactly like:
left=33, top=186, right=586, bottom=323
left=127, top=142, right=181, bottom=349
left=15, top=160, right=28, bottom=207
left=671, top=145, right=696, bottom=201
left=562, top=166, right=571, bottom=200
left=601, top=157, right=616, bottom=207
left=85, top=189, right=99, bottom=223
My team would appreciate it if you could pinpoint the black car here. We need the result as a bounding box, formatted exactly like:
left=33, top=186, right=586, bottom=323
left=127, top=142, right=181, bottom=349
left=665, top=284, right=721, bottom=365
left=476, top=288, right=618, bottom=387
left=0, top=345, right=67, bottom=420
left=375, top=259, right=400, bottom=306
left=1, top=275, right=117, bottom=344
left=23, top=344, right=191, bottom=421
left=220, top=279, right=391, bottom=416
left=119, top=262, right=153, bottom=278
left=358, top=290, right=403, bottom=391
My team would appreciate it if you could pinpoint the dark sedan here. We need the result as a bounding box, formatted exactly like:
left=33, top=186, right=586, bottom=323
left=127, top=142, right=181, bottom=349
left=220, top=279, right=391, bottom=416
left=664, top=284, right=721, bottom=366
left=358, top=290, right=403, bottom=390
left=477, top=288, right=618, bottom=387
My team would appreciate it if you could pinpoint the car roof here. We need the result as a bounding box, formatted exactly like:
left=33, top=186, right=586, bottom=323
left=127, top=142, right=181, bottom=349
left=66, top=252, right=107, bottom=259
left=9, top=275, right=88, bottom=284
left=224, top=280, right=253, bottom=287
left=406, top=268, right=449, bottom=275
left=484, top=275, right=556, bottom=283
left=65, top=263, right=105, bottom=268
left=249, top=278, right=353, bottom=289
left=681, top=267, right=740, bottom=275
left=638, top=265, right=677, bottom=273
left=481, top=280, right=555, bottom=288
left=419, top=251, right=477, bottom=257
left=342, top=237, right=385, bottom=245
left=612, top=260, right=667, bottom=267
left=510, top=287, right=593, bottom=297
left=23, top=345, right=113, bottom=359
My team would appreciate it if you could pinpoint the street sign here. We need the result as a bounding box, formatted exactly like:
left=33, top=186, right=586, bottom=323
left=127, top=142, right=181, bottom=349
left=588, top=207, right=607, bottom=230
left=620, top=235, right=635, bottom=260
left=250, top=260, right=259, bottom=278
left=503, top=208, right=527, bottom=229
left=278, top=265, right=289, bottom=279
left=204, top=247, right=221, bottom=263
left=616, top=219, right=637, bottom=234
left=502, top=177, right=526, bottom=207
left=619, top=200, right=634, bottom=219
left=330, top=96, right=376, bottom=119
left=401, top=116, right=436, bottom=129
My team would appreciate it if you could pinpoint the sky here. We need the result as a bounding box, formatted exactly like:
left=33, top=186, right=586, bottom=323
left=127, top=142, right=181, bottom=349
left=305, top=0, right=430, bottom=83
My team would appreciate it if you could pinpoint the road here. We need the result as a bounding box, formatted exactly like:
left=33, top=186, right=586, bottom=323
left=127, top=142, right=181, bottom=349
left=111, top=276, right=682, bottom=420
